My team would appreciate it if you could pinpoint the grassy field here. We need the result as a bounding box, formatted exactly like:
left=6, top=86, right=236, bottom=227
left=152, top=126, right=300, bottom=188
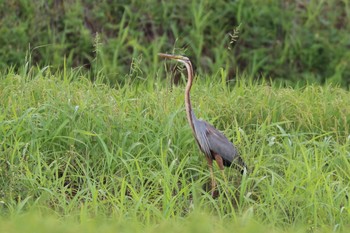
left=1, top=66, right=350, bottom=232
left=1, top=1, right=350, bottom=232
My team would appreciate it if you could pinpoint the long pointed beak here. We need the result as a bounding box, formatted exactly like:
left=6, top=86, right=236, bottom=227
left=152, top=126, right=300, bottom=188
left=158, top=53, right=183, bottom=60
left=158, top=53, right=191, bottom=65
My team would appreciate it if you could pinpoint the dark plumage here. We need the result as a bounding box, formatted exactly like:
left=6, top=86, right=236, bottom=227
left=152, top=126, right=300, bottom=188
left=194, top=119, right=247, bottom=174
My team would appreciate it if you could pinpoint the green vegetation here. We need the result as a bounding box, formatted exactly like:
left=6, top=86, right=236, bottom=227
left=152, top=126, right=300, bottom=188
left=1, top=67, right=350, bottom=232
left=1, top=0, right=350, bottom=232
left=1, top=0, right=350, bottom=85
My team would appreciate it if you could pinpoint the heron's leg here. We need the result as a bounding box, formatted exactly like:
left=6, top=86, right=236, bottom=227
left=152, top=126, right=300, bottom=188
left=214, top=154, right=228, bottom=184
left=206, top=157, right=216, bottom=196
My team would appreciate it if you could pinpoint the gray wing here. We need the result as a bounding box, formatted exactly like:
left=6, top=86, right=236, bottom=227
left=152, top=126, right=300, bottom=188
left=193, top=119, right=239, bottom=162
left=193, top=119, right=247, bottom=172
left=205, top=121, right=240, bottom=163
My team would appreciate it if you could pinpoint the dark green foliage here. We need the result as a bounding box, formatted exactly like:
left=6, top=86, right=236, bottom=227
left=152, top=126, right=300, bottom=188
left=0, top=0, right=349, bottom=85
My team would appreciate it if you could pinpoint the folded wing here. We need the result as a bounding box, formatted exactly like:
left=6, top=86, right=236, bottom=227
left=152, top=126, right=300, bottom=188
left=194, top=119, right=246, bottom=172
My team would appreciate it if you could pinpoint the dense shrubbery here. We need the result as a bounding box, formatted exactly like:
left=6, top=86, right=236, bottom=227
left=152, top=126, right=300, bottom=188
left=1, top=0, right=349, bottom=84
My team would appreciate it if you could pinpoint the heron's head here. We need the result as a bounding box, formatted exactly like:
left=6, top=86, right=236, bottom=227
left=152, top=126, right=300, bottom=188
left=158, top=53, right=190, bottom=65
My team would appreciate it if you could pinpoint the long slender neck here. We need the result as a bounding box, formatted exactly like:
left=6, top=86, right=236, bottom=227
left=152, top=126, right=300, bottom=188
left=184, top=61, right=196, bottom=134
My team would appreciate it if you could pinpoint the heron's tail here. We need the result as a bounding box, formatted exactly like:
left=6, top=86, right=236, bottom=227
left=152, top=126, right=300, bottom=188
left=234, top=156, right=248, bottom=175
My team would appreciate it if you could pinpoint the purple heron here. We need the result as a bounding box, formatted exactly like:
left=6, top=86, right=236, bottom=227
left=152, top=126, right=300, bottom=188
left=159, top=53, right=247, bottom=196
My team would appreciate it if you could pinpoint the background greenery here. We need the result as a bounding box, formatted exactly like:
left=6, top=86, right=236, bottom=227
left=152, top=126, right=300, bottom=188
left=1, top=0, right=350, bottom=233
left=1, top=0, right=350, bottom=85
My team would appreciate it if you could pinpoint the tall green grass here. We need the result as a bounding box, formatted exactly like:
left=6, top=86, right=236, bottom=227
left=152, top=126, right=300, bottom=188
left=1, top=67, right=350, bottom=232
